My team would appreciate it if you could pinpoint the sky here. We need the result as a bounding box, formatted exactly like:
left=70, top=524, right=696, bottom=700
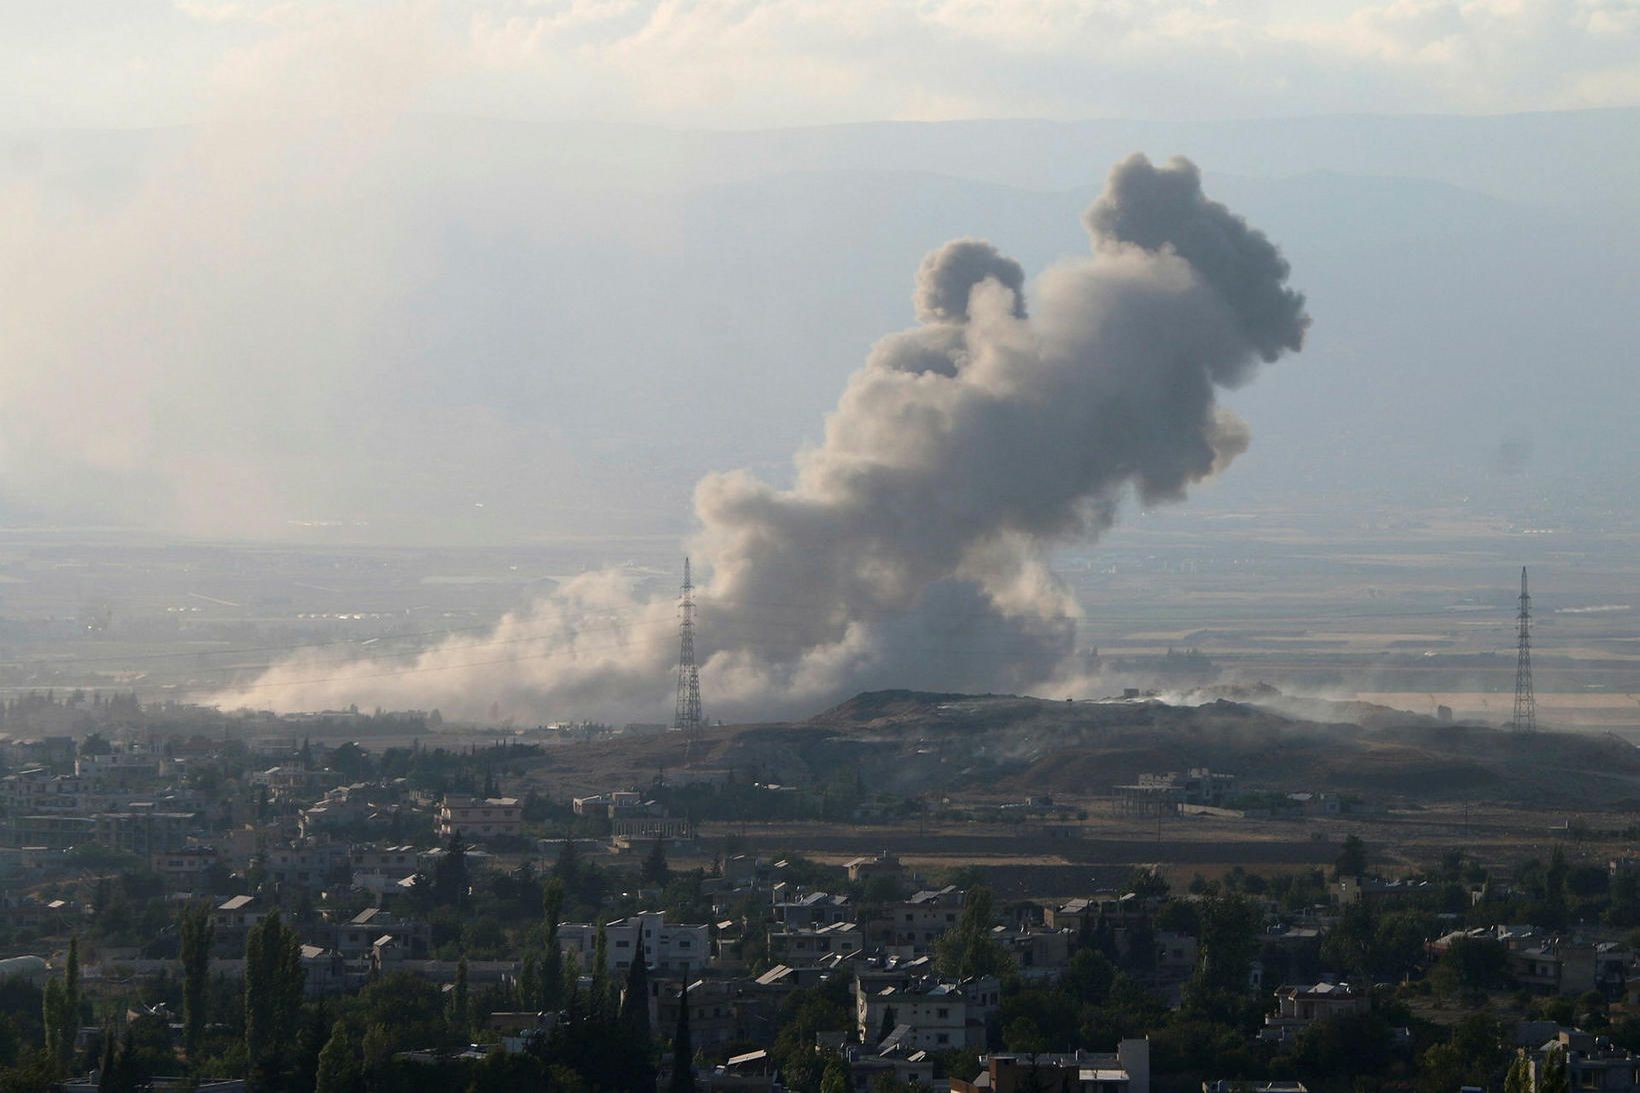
left=3, top=0, right=1638, bottom=131
left=1, top=2, right=1637, bottom=545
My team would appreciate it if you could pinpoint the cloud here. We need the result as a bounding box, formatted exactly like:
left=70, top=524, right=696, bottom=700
left=0, top=0, right=1633, bottom=129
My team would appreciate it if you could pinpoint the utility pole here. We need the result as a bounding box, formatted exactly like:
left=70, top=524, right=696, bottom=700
left=1512, top=566, right=1536, bottom=733
left=673, top=558, right=704, bottom=758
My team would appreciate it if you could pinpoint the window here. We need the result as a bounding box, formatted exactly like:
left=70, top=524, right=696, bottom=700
left=936, top=1008, right=949, bottom=1019
left=936, top=1034, right=949, bottom=1044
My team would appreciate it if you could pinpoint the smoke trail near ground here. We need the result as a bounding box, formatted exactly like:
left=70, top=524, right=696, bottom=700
left=213, top=154, right=1308, bottom=722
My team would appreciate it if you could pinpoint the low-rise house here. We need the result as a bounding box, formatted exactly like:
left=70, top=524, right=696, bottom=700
left=1530, top=1030, right=1640, bottom=1092
left=212, top=895, right=267, bottom=955
left=656, top=979, right=742, bottom=1048
left=266, top=842, right=347, bottom=890
left=773, top=892, right=854, bottom=930
left=436, top=796, right=521, bottom=841
left=334, top=907, right=431, bottom=959
left=873, top=886, right=964, bottom=954
left=845, top=852, right=904, bottom=885
left=992, top=924, right=1073, bottom=980
left=558, top=910, right=710, bottom=975
left=151, top=845, right=220, bottom=887
left=768, top=921, right=862, bottom=963
left=950, top=1041, right=1151, bottom=1093
left=1510, top=940, right=1630, bottom=999
left=853, top=969, right=1000, bottom=1052
left=1260, top=982, right=1369, bottom=1045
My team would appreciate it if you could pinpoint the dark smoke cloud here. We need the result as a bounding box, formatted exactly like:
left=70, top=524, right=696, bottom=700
left=221, top=154, right=1309, bottom=721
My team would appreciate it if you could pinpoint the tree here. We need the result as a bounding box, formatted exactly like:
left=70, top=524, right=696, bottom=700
left=1335, top=834, right=1368, bottom=879
left=449, top=957, right=470, bottom=1038
left=179, top=902, right=214, bottom=1058
left=244, top=910, right=305, bottom=1084
left=642, top=839, right=670, bottom=886
left=669, top=982, right=693, bottom=1093
left=820, top=1056, right=850, bottom=1093
left=518, top=952, right=540, bottom=1012
left=619, top=948, right=657, bottom=1091
left=620, top=944, right=652, bottom=1043
left=41, top=938, right=81, bottom=1073
left=433, top=832, right=469, bottom=909
left=592, top=923, right=611, bottom=1018
left=1539, top=1044, right=1570, bottom=1093
left=42, top=978, right=72, bottom=1072
left=541, top=879, right=565, bottom=1010
left=315, top=1021, right=363, bottom=1093
left=934, top=886, right=1011, bottom=980
left=877, top=1004, right=897, bottom=1046
left=1504, top=1051, right=1532, bottom=1093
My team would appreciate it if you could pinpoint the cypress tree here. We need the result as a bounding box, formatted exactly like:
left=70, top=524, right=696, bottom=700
left=668, top=981, right=693, bottom=1093
left=315, top=1020, right=362, bottom=1093
left=592, top=923, right=610, bottom=1018
left=620, top=951, right=656, bottom=1091
left=179, top=903, right=214, bottom=1058
left=541, top=880, right=565, bottom=1010
left=449, top=958, right=470, bottom=1039
left=245, top=910, right=305, bottom=1084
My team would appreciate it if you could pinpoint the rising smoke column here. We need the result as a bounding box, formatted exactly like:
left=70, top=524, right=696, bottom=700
left=217, top=155, right=1308, bottom=721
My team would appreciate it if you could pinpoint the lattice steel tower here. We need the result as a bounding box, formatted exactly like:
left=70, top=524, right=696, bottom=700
left=1512, top=566, right=1536, bottom=733
left=673, top=557, right=703, bottom=738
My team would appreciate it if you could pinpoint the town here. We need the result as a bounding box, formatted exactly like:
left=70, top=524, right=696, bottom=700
left=0, top=693, right=1634, bottom=1093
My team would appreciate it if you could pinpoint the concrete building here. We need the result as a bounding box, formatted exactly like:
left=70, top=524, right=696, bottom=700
left=558, top=911, right=710, bottom=975
left=436, top=796, right=522, bottom=841
left=854, top=970, right=1001, bottom=1052
left=950, top=1042, right=1151, bottom=1093
left=1530, top=1030, right=1640, bottom=1092
left=1260, top=982, right=1369, bottom=1045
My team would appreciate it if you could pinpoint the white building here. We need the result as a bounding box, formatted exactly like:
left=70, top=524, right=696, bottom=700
left=557, top=910, right=709, bottom=975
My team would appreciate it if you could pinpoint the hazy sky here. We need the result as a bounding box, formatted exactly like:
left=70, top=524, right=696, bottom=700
left=2, top=2, right=1637, bottom=544
left=4, top=1, right=1638, bottom=131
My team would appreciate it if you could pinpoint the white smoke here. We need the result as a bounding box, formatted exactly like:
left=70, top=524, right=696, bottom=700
left=214, top=154, right=1308, bottom=722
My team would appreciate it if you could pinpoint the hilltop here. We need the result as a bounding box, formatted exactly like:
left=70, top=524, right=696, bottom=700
left=549, top=688, right=1640, bottom=810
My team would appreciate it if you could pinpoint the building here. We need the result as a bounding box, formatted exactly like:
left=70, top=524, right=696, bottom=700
left=1530, top=1030, right=1640, bottom=1092
left=1260, top=982, right=1369, bottom=1044
left=768, top=921, right=863, bottom=963
left=854, top=970, right=1000, bottom=1051
left=950, top=1042, right=1151, bottom=1093
left=845, top=852, right=905, bottom=885
left=151, top=846, right=220, bottom=886
left=874, top=886, right=964, bottom=954
left=1510, top=941, right=1630, bottom=999
left=436, top=796, right=522, bottom=841
left=350, top=845, right=421, bottom=893
left=265, top=842, right=348, bottom=890
left=557, top=911, right=710, bottom=975
left=94, top=809, right=197, bottom=856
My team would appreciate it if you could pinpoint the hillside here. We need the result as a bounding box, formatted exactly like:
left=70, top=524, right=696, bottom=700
left=576, top=688, right=1640, bottom=810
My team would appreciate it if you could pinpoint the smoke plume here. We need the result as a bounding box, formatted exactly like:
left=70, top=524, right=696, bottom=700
left=217, top=154, right=1308, bottom=722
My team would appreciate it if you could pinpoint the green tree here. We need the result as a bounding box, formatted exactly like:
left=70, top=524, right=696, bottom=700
left=668, top=981, right=693, bottom=1093
left=42, top=979, right=72, bottom=1071
left=1504, top=1051, right=1532, bottom=1093
left=1540, top=1044, right=1570, bottom=1093
left=1335, top=834, right=1368, bottom=879
left=541, top=878, right=565, bottom=1010
left=877, top=1004, right=897, bottom=1046
left=449, top=957, right=470, bottom=1038
left=820, top=1055, right=850, bottom=1093
left=642, top=839, right=671, bottom=886
left=315, top=1021, right=363, bottom=1093
left=619, top=949, right=657, bottom=1090
left=179, top=902, right=214, bottom=1059
left=244, top=910, right=305, bottom=1084
left=933, top=886, right=1011, bottom=980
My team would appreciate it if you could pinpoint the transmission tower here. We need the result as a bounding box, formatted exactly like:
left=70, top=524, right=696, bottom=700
left=672, top=557, right=704, bottom=747
left=1511, top=566, right=1536, bottom=733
